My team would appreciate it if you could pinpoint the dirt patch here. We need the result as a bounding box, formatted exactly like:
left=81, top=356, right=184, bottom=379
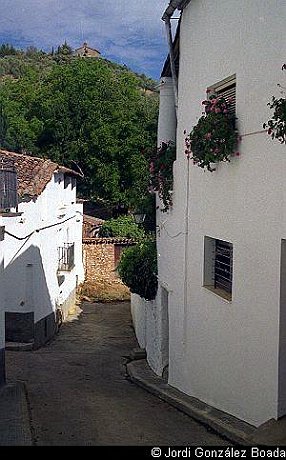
left=81, top=278, right=130, bottom=302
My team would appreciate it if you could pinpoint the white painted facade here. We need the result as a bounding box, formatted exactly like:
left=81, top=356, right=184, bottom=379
left=131, top=0, right=286, bottom=427
left=2, top=172, right=84, bottom=329
left=0, top=217, right=4, bottom=354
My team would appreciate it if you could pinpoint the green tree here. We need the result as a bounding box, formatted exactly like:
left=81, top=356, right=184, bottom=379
left=0, top=53, right=158, bottom=212
left=99, top=215, right=145, bottom=239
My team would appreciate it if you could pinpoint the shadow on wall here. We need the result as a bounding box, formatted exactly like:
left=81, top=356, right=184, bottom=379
left=4, top=244, right=57, bottom=348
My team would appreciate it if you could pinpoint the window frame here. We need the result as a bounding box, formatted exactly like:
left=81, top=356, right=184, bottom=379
left=203, top=236, right=233, bottom=301
left=207, top=74, right=236, bottom=117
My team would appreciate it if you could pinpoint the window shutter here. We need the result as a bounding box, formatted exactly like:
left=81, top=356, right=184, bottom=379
left=0, top=162, right=18, bottom=210
left=216, top=83, right=236, bottom=115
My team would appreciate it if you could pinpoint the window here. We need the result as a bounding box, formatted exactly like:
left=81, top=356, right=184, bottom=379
left=0, top=164, right=18, bottom=211
left=208, top=75, right=236, bottom=117
left=204, top=236, right=233, bottom=301
left=58, top=243, right=75, bottom=271
left=64, top=175, right=71, bottom=189
left=71, top=177, right=76, bottom=189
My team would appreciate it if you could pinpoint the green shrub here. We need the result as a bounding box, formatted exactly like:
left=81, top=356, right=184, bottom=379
left=117, top=239, right=158, bottom=300
left=99, top=215, right=145, bottom=239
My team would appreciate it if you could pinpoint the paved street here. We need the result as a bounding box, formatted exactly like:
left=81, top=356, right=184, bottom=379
left=6, top=302, right=229, bottom=446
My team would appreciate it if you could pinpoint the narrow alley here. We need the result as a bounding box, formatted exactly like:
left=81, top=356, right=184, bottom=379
left=6, top=302, right=229, bottom=446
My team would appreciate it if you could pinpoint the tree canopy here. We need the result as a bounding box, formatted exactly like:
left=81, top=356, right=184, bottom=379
left=0, top=45, right=158, bottom=212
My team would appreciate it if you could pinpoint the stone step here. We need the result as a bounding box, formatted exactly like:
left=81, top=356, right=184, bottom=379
left=5, top=342, right=34, bottom=352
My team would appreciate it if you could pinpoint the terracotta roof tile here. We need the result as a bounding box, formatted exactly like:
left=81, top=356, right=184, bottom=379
left=0, top=150, right=79, bottom=200
left=83, top=237, right=137, bottom=245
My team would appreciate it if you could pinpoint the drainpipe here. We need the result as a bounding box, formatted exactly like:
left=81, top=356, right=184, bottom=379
left=163, top=17, right=178, bottom=115
left=162, top=1, right=189, bottom=115
left=162, top=1, right=191, bottom=352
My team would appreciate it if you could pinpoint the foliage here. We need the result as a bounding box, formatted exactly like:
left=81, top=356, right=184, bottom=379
left=56, top=41, right=73, bottom=56
left=98, top=215, right=145, bottom=239
left=0, top=47, right=159, bottom=211
left=185, top=95, right=239, bottom=172
left=145, top=141, right=176, bottom=212
left=263, top=67, right=286, bottom=144
left=0, top=44, right=19, bottom=57
left=117, top=239, right=158, bottom=300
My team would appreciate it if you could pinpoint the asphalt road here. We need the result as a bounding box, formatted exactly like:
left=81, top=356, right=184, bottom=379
left=6, top=302, right=229, bottom=446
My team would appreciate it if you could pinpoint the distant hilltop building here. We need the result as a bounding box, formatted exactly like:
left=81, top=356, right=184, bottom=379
left=74, top=42, right=101, bottom=58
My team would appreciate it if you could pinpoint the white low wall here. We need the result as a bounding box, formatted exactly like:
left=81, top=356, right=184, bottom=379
left=131, top=293, right=166, bottom=376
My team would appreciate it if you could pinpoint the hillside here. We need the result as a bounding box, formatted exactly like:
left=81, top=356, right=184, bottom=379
left=0, top=43, right=159, bottom=213
left=0, top=43, right=158, bottom=91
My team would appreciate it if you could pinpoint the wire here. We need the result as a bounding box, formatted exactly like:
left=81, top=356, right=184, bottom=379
left=4, top=214, right=79, bottom=241
left=240, top=129, right=266, bottom=138
left=160, top=221, right=184, bottom=239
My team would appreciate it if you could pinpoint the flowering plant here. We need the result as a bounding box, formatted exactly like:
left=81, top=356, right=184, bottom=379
left=185, top=95, right=239, bottom=171
left=145, top=141, right=176, bottom=212
left=263, top=66, right=286, bottom=143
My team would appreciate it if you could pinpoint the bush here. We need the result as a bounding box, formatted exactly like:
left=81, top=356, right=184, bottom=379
left=117, top=239, right=158, bottom=300
left=98, top=215, right=145, bottom=239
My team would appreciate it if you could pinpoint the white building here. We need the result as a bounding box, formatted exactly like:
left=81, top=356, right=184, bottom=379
left=0, top=217, right=4, bottom=384
left=131, top=0, right=286, bottom=427
left=0, top=150, right=84, bottom=348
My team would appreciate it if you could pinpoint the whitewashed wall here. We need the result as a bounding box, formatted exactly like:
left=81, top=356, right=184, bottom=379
left=157, top=0, right=286, bottom=427
left=2, top=173, right=84, bottom=324
left=0, top=217, right=4, bottom=352
left=131, top=293, right=167, bottom=375
left=131, top=77, right=180, bottom=376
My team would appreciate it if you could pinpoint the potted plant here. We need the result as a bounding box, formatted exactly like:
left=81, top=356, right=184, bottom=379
left=185, top=94, right=239, bottom=171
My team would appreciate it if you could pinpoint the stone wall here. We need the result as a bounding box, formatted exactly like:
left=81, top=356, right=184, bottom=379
left=82, top=238, right=134, bottom=301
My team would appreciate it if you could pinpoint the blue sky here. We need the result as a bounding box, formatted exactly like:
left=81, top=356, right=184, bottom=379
left=0, top=0, right=172, bottom=79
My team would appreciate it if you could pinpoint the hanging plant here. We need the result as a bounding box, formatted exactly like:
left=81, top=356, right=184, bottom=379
left=185, top=95, right=239, bottom=172
left=145, top=141, right=176, bottom=212
left=263, top=66, right=286, bottom=143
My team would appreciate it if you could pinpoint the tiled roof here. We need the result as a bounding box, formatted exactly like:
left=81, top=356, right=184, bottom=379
left=83, top=237, right=137, bottom=245
left=0, top=150, right=79, bottom=199
left=83, top=214, right=105, bottom=238
left=83, top=214, right=105, bottom=226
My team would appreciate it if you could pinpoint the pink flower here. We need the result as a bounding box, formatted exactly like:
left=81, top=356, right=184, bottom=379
left=223, top=109, right=228, bottom=114
left=205, top=132, right=212, bottom=140
left=214, top=107, right=221, bottom=114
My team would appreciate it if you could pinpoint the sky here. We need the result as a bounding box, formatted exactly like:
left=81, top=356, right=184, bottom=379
left=0, top=0, right=173, bottom=80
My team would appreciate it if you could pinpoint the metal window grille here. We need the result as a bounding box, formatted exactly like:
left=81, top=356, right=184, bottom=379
left=58, top=243, right=75, bottom=271
left=214, top=239, right=233, bottom=295
left=0, top=160, right=18, bottom=210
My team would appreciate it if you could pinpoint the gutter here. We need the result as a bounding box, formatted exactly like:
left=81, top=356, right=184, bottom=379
left=161, top=1, right=190, bottom=113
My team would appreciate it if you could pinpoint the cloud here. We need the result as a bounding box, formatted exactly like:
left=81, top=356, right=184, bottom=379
left=0, top=0, right=172, bottom=78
